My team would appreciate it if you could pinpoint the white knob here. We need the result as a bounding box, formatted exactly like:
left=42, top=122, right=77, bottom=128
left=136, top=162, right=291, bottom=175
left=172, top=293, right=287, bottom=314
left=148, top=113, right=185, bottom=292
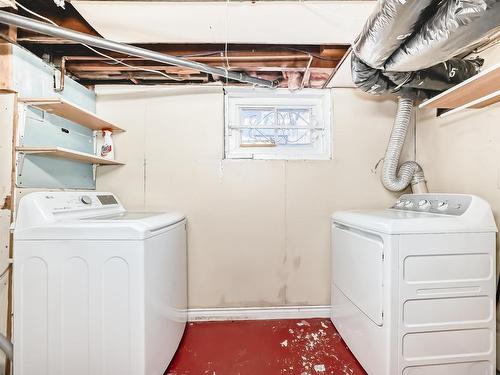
left=80, top=195, right=92, bottom=205
left=418, top=199, right=431, bottom=209
left=404, top=200, right=414, bottom=208
left=437, top=201, right=448, bottom=211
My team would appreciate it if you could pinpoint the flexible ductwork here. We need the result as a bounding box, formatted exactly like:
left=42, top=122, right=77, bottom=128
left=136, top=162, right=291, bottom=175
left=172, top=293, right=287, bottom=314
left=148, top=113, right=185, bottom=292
left=351, top=53, right=483, bottom=98
left=386, top=0, right=500, bottom=72
left=353, top=0, right=439, bottom=69
left=351, top=0, right=499, bottom=97
left=382, top=97, right=428, bottom=193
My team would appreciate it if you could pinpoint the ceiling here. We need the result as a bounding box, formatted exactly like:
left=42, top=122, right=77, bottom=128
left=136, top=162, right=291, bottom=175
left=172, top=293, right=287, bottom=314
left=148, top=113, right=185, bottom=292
left=71, top=1, right=374, bottom=44
left=5, top=1, right=374, bottom=88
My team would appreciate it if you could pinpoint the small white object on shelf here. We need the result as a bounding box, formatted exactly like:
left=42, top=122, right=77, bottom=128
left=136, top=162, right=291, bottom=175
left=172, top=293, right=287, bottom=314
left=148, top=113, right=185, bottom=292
left=100, top=130, right=115, bottom=160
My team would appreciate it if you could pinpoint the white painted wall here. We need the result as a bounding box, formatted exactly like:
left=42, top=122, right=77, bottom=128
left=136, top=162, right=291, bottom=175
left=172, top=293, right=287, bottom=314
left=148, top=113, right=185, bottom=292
left=416, top=45, right=499, bottom=237
left=416, top=43, right=500, bottom=368
left=96, top=85, right=409, bottom=308
left=73, top=1, right=376, bottom=44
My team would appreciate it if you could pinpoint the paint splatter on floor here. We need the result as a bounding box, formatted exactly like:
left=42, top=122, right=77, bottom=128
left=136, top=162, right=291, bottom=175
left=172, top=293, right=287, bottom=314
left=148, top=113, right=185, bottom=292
left=165, top=318, right=367, bottom=375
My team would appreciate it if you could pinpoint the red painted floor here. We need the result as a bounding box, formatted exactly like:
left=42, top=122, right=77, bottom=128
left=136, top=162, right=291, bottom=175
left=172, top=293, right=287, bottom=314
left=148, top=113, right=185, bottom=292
left=165, top=318, right=367, bottom=375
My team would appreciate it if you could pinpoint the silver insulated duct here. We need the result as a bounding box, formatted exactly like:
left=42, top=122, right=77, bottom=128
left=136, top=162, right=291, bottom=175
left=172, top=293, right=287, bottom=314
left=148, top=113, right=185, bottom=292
left=352, top=0, right=439, bottom=69
left=386, top=0, right=500, bottom=72
left=352, top=0, right=499, bottom=193
left=382, top=97, right=428, bottom=193
left=351, top=0, right=499, bottom=96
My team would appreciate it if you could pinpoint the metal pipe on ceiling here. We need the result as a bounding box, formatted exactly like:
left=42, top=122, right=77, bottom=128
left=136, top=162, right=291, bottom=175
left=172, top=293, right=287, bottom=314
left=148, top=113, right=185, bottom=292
left=0, top=10, right=276, bottom=88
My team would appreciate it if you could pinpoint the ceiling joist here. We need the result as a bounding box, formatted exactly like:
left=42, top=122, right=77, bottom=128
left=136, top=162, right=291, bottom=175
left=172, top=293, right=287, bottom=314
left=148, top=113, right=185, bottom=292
left=8, top=1, right=350, bottom=88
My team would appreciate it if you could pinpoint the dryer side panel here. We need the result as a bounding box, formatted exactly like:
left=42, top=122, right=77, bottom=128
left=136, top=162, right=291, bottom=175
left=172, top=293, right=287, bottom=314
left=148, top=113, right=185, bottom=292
left=332, top=224, right=384, bottom=325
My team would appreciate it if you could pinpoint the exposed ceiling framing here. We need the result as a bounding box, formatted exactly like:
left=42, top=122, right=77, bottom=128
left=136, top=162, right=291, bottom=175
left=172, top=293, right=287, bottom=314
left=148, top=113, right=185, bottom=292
left=6, top=1, right=350, bottom=88
left=71, top=0, right=373, bottom=1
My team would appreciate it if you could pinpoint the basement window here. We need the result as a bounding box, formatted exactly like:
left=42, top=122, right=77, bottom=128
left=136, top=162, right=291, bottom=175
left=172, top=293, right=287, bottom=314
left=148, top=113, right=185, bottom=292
left=224, top=88, right=331, bottom=160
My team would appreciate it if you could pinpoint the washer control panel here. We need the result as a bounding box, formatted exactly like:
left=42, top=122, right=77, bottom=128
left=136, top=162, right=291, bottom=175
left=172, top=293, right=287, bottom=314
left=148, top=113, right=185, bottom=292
left=391, top=194, right=472, bottom=216
left=15, top=191, right=125, bottom=230
left=40, top=192, right=120, bottom=213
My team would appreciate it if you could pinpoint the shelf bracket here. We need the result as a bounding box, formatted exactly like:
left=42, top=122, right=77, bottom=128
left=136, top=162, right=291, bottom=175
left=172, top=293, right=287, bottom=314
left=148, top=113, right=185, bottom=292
left=16, top=152, right=26, bottom=179
left=53, top=56, right=66, bottom=93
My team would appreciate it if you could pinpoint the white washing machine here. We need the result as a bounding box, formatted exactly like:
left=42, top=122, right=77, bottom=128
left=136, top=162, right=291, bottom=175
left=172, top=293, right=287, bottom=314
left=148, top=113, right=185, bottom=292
left=13, top=191, right=187, bottom=375
left=331, top=194, right=497, bottom=375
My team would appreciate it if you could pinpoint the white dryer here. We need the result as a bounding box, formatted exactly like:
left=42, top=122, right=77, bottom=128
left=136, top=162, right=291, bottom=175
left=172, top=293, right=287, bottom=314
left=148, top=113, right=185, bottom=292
left=331, top=194, right=497, bottom=375
left=13, top=191, right=187, bottom=375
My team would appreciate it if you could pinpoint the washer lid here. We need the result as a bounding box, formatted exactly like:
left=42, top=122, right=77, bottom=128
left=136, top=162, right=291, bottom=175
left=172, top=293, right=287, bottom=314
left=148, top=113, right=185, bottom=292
left=332, top=194, right=497, bottom=234
left=15, top=211, right=185, bottom=240
left=14, top=191, right=186, bottom=240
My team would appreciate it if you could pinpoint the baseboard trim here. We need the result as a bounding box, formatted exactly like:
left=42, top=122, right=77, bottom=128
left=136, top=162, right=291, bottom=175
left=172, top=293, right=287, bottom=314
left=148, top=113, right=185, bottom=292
left=187, top=305, right=331, bottom=322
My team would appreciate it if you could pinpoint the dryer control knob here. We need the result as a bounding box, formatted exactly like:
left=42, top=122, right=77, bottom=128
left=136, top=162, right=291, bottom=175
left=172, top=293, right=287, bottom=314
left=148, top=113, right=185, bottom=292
left=437, top=201, right=448, bottom=211
left=418, top=200, right=431, bottom=210
left=395, top=200, right=405, bottom=208
left=80, top=195, right=92, bottom=205
left=404, top=200, right=414, bottom=208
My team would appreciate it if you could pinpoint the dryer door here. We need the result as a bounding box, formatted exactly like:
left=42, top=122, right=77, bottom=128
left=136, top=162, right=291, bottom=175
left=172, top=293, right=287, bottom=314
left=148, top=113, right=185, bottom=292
left=332, top=223, right=384, bottom=325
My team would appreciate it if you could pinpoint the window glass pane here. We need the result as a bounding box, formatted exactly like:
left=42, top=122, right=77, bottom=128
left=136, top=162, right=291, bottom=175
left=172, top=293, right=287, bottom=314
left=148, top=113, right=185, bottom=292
left=239, top=107, right=314, bottom=146
left=277, top=108, right=311, bottom=127
left=225, top=89, right=331, bottom=160
left=240, top=128, right=313, bottom=146
left=241, top=108, right=275, bottom=127
left=283, top=128, right=312, bottom=145
left=241, top=127, right=276, bottom=145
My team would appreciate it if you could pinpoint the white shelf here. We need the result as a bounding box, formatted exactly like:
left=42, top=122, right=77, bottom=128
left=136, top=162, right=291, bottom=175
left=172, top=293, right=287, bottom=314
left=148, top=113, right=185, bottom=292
left=19, top=97, right=124, bottom=132
left=16, top=147, right=124, bottom=165
left=419, top=63, right=500, bottom=115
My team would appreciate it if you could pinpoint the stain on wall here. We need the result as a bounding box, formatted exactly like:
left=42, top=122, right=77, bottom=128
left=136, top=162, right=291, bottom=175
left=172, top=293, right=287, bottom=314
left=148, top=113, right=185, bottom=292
left=96, top=85, right=406, bottom=308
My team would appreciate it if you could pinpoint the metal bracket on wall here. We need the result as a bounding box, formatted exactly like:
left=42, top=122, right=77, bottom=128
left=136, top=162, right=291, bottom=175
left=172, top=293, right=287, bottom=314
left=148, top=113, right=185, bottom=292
left=16, top=103, right=27, bottom=144
left=16, top=152, right=25, bottom=181
left=53, top=56, right=66, bottom=93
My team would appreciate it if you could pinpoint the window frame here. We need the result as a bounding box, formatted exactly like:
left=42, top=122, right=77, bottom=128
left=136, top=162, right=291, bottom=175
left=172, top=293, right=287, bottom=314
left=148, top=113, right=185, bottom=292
left=224, top=88, right=332, bottom=160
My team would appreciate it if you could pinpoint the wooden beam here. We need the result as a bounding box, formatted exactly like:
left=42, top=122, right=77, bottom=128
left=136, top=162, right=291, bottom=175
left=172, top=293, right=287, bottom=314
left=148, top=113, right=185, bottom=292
left=320, top=45, right=346, bottom=59
left=0, top=26, right=14, bottom=90
left=64, top=54, right=318, bottom=62
left=16, top=32, right=348, bottom=87
left=19, top=40, right=348, bottom=62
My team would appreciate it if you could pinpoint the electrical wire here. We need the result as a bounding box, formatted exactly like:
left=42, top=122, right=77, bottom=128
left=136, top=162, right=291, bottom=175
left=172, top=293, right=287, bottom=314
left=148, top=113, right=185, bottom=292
left=14, top=1, right=337, bottom=84
left=15, top=1, right=183, bottom=81
left=83, top=45, right=183, bottom=81
left=15, top=1, right=57, bottom=25
left=224, top=0, right=231, bottom=70
left=221, top=0, right=232, bottom=81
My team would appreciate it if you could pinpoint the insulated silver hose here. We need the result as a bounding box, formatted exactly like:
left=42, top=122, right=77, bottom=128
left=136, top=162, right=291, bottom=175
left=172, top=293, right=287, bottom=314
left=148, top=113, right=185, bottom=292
left=382, top=97, right=428, bottom=193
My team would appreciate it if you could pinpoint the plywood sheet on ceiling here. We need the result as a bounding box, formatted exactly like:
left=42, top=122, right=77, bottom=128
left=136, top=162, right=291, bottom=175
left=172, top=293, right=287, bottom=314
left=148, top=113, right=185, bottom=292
left=72, top=1, right=376, bottom=44
left=327, top=50, right=355, bottom=88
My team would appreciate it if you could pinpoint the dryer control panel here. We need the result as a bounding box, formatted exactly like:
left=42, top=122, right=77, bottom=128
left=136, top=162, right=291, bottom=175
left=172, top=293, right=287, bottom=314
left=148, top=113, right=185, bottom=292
left=391, top=194, right=472, bottom=216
